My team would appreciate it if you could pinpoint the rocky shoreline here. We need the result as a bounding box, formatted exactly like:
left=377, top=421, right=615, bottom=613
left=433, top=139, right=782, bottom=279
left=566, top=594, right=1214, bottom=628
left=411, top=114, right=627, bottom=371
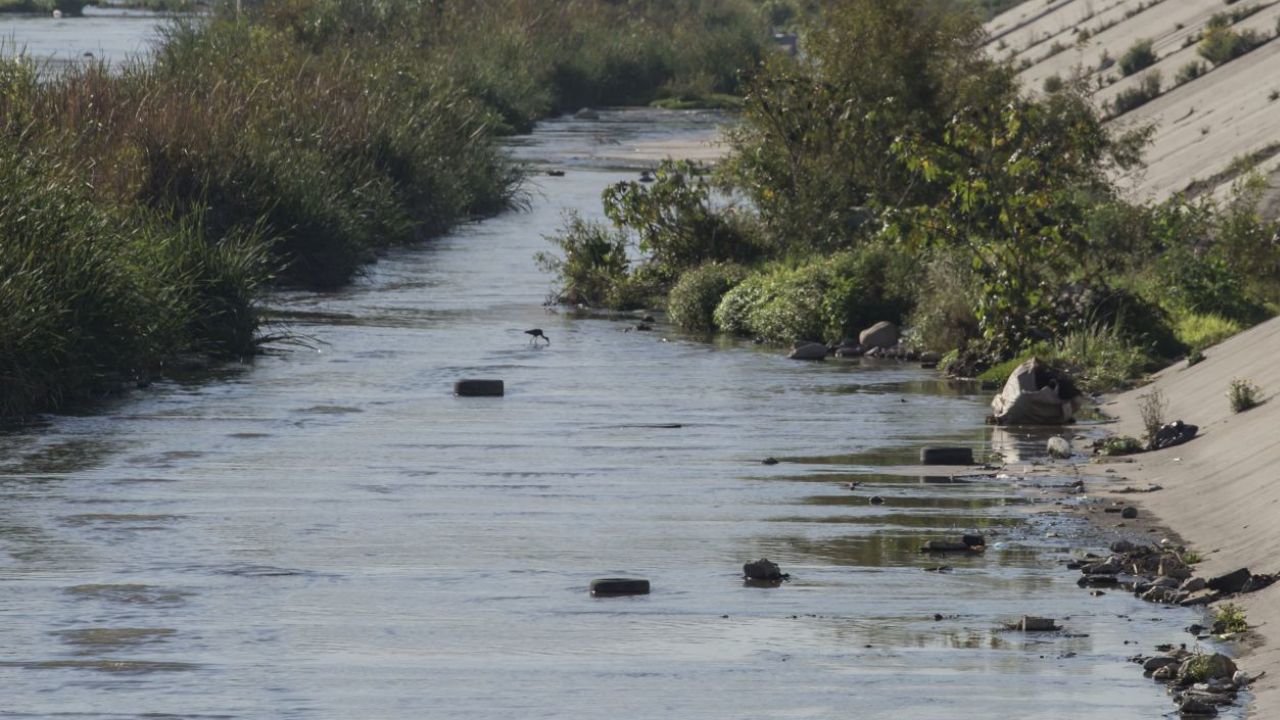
left=987, top=452, right=1264, bottom=718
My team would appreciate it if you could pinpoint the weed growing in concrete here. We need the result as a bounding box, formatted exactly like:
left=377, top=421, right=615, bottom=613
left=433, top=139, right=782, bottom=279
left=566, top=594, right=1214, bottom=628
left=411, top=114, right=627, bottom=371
left=1228, top=378, right=1262, bottom=412
left=1138, top=388, right=1169, bottom=446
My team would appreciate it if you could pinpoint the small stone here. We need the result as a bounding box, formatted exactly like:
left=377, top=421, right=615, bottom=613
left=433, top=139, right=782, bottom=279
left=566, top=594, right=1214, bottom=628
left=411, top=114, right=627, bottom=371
left=761, top=457, right=779, bottom=465
left=1177, top=698, right=1218, bottom=716
left=1017, top=616, right=1059, bottom=632
left=869, top=496, right=885, bottom=505
left=1122, top=506, right=1138, bottom=519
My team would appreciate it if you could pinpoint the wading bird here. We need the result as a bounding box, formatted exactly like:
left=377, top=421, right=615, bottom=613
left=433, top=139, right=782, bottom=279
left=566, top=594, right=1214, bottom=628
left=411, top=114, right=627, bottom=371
left=525, top=329, right=549, bottom=345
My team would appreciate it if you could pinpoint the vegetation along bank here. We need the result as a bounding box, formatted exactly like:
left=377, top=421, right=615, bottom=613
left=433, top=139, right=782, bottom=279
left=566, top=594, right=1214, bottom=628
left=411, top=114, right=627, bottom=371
left=541, top=0, right=1280, bottom=397
left=0, top=0, right=773, bottom=417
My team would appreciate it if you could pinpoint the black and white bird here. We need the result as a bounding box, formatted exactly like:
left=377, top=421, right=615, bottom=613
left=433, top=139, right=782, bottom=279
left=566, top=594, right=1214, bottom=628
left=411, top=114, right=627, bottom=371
left=525, top=328, right=550, bottom=345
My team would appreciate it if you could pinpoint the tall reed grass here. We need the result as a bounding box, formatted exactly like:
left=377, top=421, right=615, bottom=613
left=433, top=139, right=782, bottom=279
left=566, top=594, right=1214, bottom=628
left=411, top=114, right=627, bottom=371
left=0, top=0, right=769, bottom=417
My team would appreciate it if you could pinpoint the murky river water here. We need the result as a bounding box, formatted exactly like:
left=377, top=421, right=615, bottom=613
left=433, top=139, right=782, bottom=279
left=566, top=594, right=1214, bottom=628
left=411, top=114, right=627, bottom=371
left=0, top=18, right=1241, bottom=718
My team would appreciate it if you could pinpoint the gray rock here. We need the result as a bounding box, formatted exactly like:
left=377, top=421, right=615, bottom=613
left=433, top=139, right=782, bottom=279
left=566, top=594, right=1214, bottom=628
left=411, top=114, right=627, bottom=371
left=1122, top=506, right=1138, bottom=519
left=1178, top=653, right=1237, bottom=683
left=921, top=540, right=971, bottom=552
left=1177, top=698, right=1219, bottom=716
left=1207, top=568, right=1251, bottom=594
left=743, top=558, right=786, bottom=581
left=1145, top=656, right=1182, bottom=673
left=1181, top=577, right=1207, bottom=593
left=1047, top=436, right=1071, bottom=459
left=858, top=321, right=899, bottom=350
left=1017, top=616, right=1059, bottom=632
left=1153, top=664, right=1178, bottom=681
left=1179, top=590, right=1221, bottom=607
left=787, top=342, right=828, bottom=361
left=1082, top=562, right=1119, bottom=576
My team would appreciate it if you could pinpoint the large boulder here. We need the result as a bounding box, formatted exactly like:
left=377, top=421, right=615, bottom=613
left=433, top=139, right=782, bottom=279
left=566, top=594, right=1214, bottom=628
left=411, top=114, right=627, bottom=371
left=990, top=358, right=1082, bottom=425
left=858, top=321, right=899, bottom=349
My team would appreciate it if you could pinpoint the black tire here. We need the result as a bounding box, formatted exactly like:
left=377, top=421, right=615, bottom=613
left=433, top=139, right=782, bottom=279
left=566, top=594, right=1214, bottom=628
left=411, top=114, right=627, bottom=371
left=920, top=447, right=974, bottom=465
left=590, top=578, right=650, bottom=596
left=454, top=379, right=504, bottom=397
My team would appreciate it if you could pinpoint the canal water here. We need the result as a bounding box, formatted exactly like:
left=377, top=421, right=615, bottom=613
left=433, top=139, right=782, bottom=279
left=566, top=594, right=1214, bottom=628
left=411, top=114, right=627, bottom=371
left=0, top=6, right=170, bottom=70
left=0, top=16, right=1239, bottom=720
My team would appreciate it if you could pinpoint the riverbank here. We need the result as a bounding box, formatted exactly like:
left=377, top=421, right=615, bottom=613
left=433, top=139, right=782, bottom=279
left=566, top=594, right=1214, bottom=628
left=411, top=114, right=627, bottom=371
left=1086, top=315, right=1280, bottom=716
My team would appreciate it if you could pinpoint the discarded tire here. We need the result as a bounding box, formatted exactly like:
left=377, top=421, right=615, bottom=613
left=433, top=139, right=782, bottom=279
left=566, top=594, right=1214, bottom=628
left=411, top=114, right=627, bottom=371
left=589, top=578, right=650, bottom=596
left=920, top=447, right=974, bottom=465
left=454, top=379, right=504, bottom=397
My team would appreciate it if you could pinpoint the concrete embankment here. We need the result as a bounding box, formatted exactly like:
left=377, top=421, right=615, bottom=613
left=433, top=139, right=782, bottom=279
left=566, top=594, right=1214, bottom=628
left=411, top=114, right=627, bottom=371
left=1099, top=315, right=1280, bottom=716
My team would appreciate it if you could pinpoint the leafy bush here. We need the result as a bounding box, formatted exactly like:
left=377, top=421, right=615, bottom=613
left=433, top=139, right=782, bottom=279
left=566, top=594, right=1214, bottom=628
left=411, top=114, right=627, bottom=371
left=1198, top=24, right=1264, bottom=66
left=1119, top=39, right=1157, bottom=75
left=1151, top=247, right=1265, bottom=322
left=667, top=262, right=749, bottom=332
left=536, top=212, right=635, bottom=308
left=713, top=246, right=914, bottom=344
left=601, top=160, right=766, bottom=281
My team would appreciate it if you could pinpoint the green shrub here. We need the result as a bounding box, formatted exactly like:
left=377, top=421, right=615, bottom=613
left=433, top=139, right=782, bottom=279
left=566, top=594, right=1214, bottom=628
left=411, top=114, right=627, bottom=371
left=1228, top=378, right=1262, bottom=412
left=1174, top=312, right=1243, bottom=350
left=1053, top=323, right=1155, bottom=392
left=601, top=159, right=766, bottom=281
left=1152, top=247, right=1265, bottom=322
left=1198, top=25, right=1264, bottom=66
left=712, top=246, right=914, bottom=344
left=1119, top=39, right=1157, bottom=75
left=1097, top=436, right=1145, bottom=456
left=1175, top=60, right=1206, bottom=84
left=667, top=262, right=749, bottom=332
left=1215, top=602, right=1248, bottom=634
left=1110, top=72, right=1161, bottom=115
left=904, top=250, right=981, bottom=352
left=536, top=212, right=634, bottom=308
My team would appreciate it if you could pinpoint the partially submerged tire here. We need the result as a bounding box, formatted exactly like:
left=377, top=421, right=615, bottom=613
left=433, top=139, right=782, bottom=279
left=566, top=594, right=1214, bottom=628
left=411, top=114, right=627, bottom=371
left=590, top=578, right=650, bottom=596
left=454, top=379, right=504, bottom=397
left=920, top=447, right=974, bottom=465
